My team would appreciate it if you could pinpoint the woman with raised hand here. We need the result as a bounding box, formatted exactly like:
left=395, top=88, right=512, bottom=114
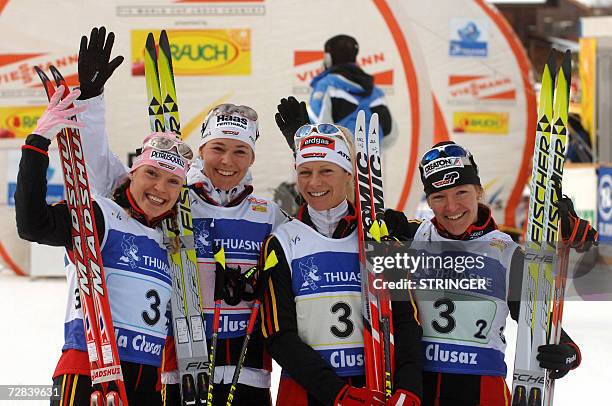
left=73, top=26, right=288, bottom=406
left=259, top=123, right=423, bottom=406
left=382, top=141, right=597, bottom=406
left=15, top=85, right=193, bottom=405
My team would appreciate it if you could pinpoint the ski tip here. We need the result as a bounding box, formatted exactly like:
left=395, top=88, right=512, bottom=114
left=145, top=32, right=157, bottom=55
left=369, top=113, right=379, bottom=136
left=33, top=65, right=48, bottom=81
left=560, top=50, right=572, bottom=84
left=34, top=66, right=55, bottom=99
left=160, top=29, right=169, bottom=44
left=48, top=66, right=68, bottom=94
left=49, top=65, right=63, bottom=81
left=355, top=110, right=366, bottom=136
left=544, top=49, right=557, bottom=79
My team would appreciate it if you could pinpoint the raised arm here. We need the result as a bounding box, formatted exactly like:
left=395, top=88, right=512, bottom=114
left=15, top=87, right=104, bottom=247
left=75, top=26, right=128, bottom=197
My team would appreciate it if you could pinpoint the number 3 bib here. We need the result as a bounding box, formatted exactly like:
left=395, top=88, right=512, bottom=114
left=275, top=220, right=365, bottom=377
left=412, top=220, right=518, bottom=376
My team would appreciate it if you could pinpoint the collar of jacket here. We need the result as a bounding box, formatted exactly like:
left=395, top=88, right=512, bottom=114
left=297, top=202, right=357, bottom=239
left=431, top=204, right=498, bottom=241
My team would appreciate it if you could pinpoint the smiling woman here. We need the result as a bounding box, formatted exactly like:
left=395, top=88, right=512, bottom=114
left=258, top=121, right=423, bottom=406
left=74, top=35, right=289, bottom=402
left=381, top=141, right=598, bottom=406
left=14, top=84, right=192, bottom=405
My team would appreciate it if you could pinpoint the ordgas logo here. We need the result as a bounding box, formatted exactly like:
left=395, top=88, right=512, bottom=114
left=300, top=136, right=335, bottom=150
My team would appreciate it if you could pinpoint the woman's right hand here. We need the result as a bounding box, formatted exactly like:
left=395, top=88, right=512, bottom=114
left=33, top=86, right=86, bottom=141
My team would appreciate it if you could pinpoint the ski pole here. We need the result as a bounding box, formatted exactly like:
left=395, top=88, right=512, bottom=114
left=207, top=245, right=227, bottom=406
left=226, top=250, right=278, bottom=406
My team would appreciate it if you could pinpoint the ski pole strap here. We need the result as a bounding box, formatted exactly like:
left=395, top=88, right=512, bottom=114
left=213, top=245, right=227, bottom=301
left=254, top=250, right=278, bottom=299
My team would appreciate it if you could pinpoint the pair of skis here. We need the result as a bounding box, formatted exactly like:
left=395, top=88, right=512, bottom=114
left=354, top=111, right=395, bottom=398
left=144, top=31, right=209, bottom=405
left=35, top=67, right=128, bottom=405
left=512, top=50, right=572, bottom=406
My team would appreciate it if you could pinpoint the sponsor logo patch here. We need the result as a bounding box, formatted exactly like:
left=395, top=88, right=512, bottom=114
left=432, top=172, right=460, bottom=188
left=302, top=152, right=327, bottom=159
left=151, top=150, right=184, bottom=166
left=300, top=136, right=335, bottom=150
left=423, top=157, right=463, bottom=178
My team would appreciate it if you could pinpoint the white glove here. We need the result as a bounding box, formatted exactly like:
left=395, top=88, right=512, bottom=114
left=33, top=85, right=86, bottom=140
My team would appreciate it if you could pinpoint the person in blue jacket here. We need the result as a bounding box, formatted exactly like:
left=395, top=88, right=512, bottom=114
left=308, top=34, right=395, bottom=143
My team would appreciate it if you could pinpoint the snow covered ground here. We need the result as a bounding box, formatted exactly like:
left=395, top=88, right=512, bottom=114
left=1, top=268, right=610, bottom=405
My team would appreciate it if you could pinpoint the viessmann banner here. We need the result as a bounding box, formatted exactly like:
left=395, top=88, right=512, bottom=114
left=0, top=0, right=534, bottom=273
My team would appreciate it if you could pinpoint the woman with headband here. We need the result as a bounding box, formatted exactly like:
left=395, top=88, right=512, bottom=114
left=259, top=123, right=423, bottom=406
left=15, top=85, right=193, bottom=405
left=382, top=141, right=597, bottom=406
left=73, top=26, right=288, bottom=406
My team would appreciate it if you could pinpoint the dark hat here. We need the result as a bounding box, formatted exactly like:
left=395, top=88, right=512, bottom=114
left=419, top=141, right=481, bottom=196
left=324, top=34, right=359, bottom=66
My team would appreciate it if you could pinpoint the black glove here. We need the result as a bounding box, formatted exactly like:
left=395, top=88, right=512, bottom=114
left=555, top=195, right=598, bottom=253
left=383, top=209, right=411, bottom=240
left=537, top=343, right=580, bottom=379
left=78, top=26, right=124, bottom=100
left=274, top=96, right=309, bottom=151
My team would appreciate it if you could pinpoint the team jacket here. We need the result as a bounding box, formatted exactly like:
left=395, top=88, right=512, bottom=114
left=260, top=204, right=423, bottom=405
left=74, top=94, right=288, bottom=388
left=388, top=205, right=581, bottom=405
left=15, top=134, right=173, bottom=376
left=309, top=63, right=394, bottom=141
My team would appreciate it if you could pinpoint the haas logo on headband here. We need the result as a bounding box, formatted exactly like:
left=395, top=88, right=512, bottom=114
left=432, top=171, right=460, bottom=188
left=217, top=114, right=248, bottom=127
left=300, top=136, right=335, bottom=150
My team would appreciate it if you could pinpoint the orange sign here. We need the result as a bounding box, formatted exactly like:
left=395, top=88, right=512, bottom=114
left=293, top=50, right=393, bottom=86
left=448, top=75, right=516, bottom=102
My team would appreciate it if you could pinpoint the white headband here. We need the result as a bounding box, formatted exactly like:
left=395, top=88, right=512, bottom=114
left=199, top=112, right=258, bottom=151
left=295, top=134, right=353, bottom=174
